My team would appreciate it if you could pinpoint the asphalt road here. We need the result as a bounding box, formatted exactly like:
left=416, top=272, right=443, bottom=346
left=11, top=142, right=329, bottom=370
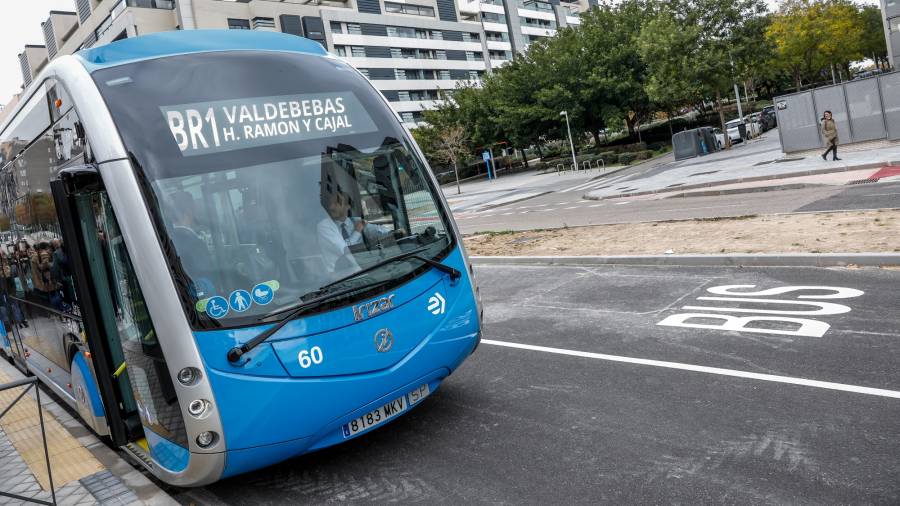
left=172, top=264, right=900, bottom=505
left=454, top=181, right=900, bottom=234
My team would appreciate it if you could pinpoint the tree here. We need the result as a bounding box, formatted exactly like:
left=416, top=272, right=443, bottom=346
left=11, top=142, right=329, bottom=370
left=431, top=125, right=470, bottom=194
left=639, top=0, right=767, bottom=147
left=767, top=0, right=868, bottom=90
left=638, top=12, right=705, bottom=131
left=859, top=5, right=889, bottom=70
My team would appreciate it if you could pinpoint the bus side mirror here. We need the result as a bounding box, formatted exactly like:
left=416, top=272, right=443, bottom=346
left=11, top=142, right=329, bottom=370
left=58, top=164, right=102, bottom=195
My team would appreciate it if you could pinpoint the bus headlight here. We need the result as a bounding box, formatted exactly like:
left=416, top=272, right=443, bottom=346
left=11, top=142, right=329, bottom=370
left=177, top=367, right=201, bottom=386
left=196, top=431, right=218, bottom=448
left=188, top=399, right=209, bottom=417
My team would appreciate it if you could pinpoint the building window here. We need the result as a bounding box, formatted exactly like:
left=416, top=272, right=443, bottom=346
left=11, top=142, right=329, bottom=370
left=350, top=46, right=366, bottom=57
left=358, top=68, right=369, bottom=78
left=347, top=23, right=362, bottom=35
left=519, top=0, right=554, bottom=12
left=334, top=45, right=347, bottom=56
left=468, top=70, right=482, bottom=80
left=439, top=70, right=451, bottom=80
left=385, top=2, right=435, bottom=17
left=330, top=21, right=343, bottom=33
left=387, top=26, right=416, bottom=38
left=481, top=12, right=506, bottom=23
left=400, top=112, right=415, bottom=123
left=252, top=17, right=276, bottom=30
left=461, top=32, right=479, bottom=42
left=465, top=51, right=483, bottom=61
left=228, top=18, right=251, bottom=30
left=520, top=17, right=555, bottom=29
left=890, top=16, right=900, bottom=33
left=486, top=31, right=508, bottom=42
left=489, top=50, right=511, bottom=60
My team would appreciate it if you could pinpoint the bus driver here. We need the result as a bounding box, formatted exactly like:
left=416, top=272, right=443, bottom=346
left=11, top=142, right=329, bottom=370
left=317, top=191, right=397, bottom=275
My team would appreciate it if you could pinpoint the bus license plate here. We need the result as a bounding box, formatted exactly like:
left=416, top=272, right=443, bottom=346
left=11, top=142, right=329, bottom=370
left=342, top=384, right=430, bottom=438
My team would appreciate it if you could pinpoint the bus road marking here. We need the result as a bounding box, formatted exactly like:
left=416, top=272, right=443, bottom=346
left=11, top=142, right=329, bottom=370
left=481, top=339, right=900, bottom=399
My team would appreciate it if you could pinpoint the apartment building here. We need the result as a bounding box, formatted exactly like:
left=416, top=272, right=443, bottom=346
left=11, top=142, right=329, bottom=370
left=882, top=0, right=900, bottom=69
left=14, top=0, right=588, bottom=127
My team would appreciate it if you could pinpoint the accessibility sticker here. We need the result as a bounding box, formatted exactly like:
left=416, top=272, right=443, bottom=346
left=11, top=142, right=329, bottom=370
left=229, top=289, right=252, bottom=313
left=205, top=296, right=229, bottom=319
left=251, top=283, right=274, bottom=305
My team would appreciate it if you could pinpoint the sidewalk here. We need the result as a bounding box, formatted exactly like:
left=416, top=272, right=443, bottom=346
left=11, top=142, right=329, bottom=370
left=0, top=359, right=176, bottom=506
left=585, top=132, right=900, bottom=200
left=442, top=164, right=625, bottom=212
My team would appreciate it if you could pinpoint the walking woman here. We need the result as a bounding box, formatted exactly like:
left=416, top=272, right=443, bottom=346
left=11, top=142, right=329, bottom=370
left=821, top=110, right=841, bottom=161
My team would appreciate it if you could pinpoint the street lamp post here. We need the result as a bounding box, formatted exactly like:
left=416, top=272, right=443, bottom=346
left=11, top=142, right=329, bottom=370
left=560, top=110, right=577, bottom=172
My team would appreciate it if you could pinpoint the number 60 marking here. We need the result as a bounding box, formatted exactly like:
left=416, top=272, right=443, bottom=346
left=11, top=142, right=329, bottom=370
left=298, top=346, right=324, bottom=368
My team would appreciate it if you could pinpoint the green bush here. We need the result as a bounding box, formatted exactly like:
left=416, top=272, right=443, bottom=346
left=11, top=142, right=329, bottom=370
left=598, top=151, right=618, bottom=165
left=622, top=142, right=648, bottom=153
left=634, top=150, right=655, bottom=161
left=647, top=141, right=668, bottom=151
left=617, top=153, right=638, bottom=165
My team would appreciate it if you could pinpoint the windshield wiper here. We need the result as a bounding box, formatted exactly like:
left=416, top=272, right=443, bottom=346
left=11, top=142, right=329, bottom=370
left=325, top=244, right=460, bottom=289
left=226, top=280, right=388, bottom=363
left=226, top=246, right=460, bottom=363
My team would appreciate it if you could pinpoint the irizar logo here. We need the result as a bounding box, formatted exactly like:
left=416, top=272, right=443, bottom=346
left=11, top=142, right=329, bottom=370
left=428, top=292, right=446, bottom=315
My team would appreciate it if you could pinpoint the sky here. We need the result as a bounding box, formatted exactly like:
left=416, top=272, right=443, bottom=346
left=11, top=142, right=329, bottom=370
left=0, top=0, right=78, bottom=107
left=0, top=0, right=883, bottom=108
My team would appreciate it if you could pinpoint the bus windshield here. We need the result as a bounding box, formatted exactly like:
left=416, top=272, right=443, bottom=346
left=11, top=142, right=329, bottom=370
left=93, top=51, right=453, bottom=328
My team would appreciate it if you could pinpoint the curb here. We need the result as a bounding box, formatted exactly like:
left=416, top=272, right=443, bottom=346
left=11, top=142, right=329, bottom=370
left=583, top=162, right=893, bottom=201
left=664, top=182, right=819, bottom=199
left=470, top=253, right=900, bottom=267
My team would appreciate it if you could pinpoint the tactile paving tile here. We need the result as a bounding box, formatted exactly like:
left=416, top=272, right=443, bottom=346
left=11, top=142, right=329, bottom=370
left=0, top=367, right=103, bottom=490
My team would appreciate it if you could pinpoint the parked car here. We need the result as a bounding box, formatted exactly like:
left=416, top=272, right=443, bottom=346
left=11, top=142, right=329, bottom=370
left=748, top=112, right=768, bottom=133
left=762, top=105, right=777, bottom=129
left=725, top=119, right=747, bottom=143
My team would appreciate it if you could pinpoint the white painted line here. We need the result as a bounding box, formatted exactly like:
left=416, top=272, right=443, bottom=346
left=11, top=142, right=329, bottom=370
left=482, top=339, right=900, bottom=399
left=556, top=202, right=571, bottom=205
left=563, top=206, right=579, bottom=210
left=614, top=201, right=632, bottom=205
left=863, top=192, right=900, bottom=197
left=479, top=214, right=494, bottom=217
left=538, top=208, right=556, bottom=212
left=501, top=212, right=514, bottom=216
left=533, top=204, right=549, bottom=207
left=519, top=211, right=530, bottom=214
left=659, top=204, right=744, bottom=212
left=589, top=204, right=603, bottom=208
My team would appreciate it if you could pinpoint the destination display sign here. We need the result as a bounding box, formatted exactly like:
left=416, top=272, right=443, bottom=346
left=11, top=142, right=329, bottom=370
left=159, top=92, right=378, bottom=156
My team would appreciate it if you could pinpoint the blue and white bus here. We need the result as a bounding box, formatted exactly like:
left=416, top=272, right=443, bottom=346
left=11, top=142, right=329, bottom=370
left=0, top=30, right=481, bottom=486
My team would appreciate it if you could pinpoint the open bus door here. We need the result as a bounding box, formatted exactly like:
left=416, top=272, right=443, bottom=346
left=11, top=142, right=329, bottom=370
left=52, top=166, right=190, bottom=466
left=51, top=167, right=141, bottom=446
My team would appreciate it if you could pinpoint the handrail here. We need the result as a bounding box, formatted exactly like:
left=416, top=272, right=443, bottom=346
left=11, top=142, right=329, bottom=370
left=0, top=377, right=56, bottom=505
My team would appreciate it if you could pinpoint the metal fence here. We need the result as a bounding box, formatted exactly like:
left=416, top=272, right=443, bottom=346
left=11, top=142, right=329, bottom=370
left=0, top=376, right=56, bottom=505
left=774, top=72, right=900, bottom=153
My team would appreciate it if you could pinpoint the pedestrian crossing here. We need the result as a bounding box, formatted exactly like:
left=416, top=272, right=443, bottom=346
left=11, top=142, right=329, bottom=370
left=453, top=172, right=640, bottom=221
left=454, top=198, right=603, bottom=220
left=559, top=172, right=634, bottom=193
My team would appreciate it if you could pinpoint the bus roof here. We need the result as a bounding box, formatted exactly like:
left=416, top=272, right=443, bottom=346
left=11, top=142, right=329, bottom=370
left=76, top=30, right=329, bottom=72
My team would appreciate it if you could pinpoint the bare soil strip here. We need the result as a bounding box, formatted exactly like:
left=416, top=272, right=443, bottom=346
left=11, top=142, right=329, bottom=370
left=462, top=210, right=900, bottom=256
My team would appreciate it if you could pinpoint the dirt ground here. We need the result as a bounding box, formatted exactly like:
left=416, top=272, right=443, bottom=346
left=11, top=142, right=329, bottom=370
left=462, top=210, right=900, bottom=256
